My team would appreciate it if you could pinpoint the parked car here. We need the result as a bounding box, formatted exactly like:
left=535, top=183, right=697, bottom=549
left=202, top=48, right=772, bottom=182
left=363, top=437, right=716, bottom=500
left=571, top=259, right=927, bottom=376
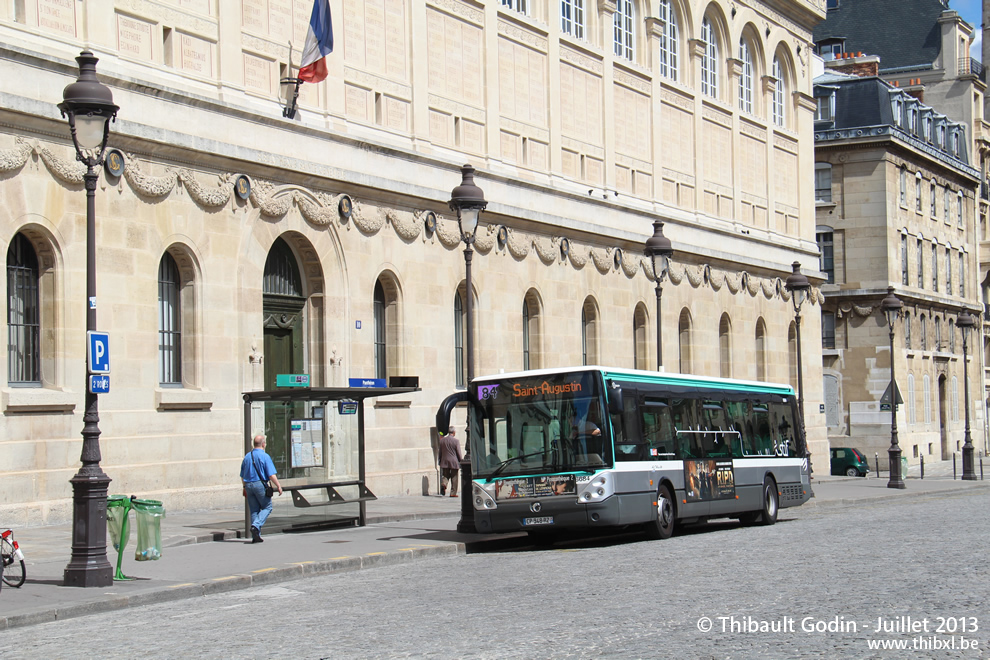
left=830, top=447, right=870, bottom=477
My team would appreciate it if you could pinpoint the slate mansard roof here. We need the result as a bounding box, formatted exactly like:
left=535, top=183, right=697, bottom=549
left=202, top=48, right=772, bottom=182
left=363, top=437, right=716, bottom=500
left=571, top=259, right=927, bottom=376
left=814, top=73, right=977, bottom=178
left=813, top=0, right=959, bottom=73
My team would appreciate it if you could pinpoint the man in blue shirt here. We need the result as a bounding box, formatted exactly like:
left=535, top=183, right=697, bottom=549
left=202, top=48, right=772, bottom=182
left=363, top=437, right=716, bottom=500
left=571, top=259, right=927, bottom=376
left=241, top=434, right=283, bottom=543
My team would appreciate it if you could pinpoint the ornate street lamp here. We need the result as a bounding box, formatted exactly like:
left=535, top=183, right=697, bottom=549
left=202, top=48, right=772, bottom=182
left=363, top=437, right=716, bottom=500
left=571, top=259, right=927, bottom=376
left=59, top=51, right=119, bottom=587
left=880, top=286, right=905, bottom=489
left=957, top=311, right=977, bottom=480
left=644, top=221, right=674, bottom=371
left=448, top=164, right=487, bottom=534
left=784, top=262, right=811, bottom=466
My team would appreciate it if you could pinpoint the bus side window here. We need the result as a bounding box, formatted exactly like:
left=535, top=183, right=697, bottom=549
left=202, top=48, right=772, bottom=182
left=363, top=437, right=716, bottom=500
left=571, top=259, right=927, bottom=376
left=613, top=394, right=645, bottom=461
left=751, top=406, right=774, bottom=455
left=640, top=402, right=673, bottom=459
left=770, top=402, right=797, bottom=456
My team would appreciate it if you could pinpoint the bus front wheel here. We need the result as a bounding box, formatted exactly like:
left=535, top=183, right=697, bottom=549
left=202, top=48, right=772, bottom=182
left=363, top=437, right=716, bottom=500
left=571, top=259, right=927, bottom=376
left=758, top=477, right=778, bottom=526
left=645, top=484, right=675, bottom=540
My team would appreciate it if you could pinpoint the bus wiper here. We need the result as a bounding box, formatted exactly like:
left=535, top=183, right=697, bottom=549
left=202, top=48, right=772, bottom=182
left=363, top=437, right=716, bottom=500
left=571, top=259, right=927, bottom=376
left=487, top=449, right=551, bottom=481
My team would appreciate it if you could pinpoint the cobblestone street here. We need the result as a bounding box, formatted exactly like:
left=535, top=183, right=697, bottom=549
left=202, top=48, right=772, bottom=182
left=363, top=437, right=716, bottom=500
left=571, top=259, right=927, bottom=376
left=1, top=490, right=987, bottom=659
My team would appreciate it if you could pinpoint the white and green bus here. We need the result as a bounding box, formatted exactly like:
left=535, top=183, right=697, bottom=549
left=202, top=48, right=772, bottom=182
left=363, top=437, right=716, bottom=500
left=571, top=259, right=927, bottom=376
left=436, top=366, right=813, bottom=539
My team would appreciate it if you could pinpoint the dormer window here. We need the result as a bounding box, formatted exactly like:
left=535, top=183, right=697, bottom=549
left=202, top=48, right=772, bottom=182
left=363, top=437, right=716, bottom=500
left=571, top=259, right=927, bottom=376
left=817, top=39, right=843, bottom=61
left=816, top=92, right=835, bottom=122
left=937, top=123, right=945, bottom=148
left=891, top=95, right=902, bottom=126
left=923, top=115, right=932, bottom=141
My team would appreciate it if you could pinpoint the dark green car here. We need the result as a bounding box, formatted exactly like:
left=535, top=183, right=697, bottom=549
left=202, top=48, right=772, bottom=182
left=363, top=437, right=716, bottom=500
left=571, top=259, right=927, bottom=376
left=830, top=447, right=869, bottom=477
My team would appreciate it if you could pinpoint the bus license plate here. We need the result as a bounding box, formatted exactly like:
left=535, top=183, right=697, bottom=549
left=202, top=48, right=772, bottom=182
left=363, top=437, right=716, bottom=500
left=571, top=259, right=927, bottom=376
left=523, top=516, right=553, bottom=526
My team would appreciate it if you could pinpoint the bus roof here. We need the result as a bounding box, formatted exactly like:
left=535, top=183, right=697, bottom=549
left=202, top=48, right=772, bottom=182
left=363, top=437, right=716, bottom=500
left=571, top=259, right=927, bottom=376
left=473, top=365, right=795, bottom=396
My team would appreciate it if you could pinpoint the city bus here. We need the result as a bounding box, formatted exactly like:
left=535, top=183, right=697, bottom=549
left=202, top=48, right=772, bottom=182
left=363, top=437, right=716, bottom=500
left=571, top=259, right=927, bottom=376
left=436, top=366, right=813, bottom=539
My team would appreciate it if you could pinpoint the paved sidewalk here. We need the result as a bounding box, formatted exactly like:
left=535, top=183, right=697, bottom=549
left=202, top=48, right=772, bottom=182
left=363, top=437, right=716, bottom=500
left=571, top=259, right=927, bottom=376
left=1, top=461, right=987, bottom=631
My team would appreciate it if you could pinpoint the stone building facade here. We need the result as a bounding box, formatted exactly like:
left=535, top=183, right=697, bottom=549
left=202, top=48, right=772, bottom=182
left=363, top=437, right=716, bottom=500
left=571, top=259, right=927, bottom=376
left=814, top=65, right=984, bottom=468
left=0, top=0, right=827, bottom=525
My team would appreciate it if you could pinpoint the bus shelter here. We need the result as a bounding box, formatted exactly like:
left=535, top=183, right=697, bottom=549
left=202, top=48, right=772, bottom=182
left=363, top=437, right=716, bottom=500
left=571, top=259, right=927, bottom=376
left=241, top=385, right=419, bottom=536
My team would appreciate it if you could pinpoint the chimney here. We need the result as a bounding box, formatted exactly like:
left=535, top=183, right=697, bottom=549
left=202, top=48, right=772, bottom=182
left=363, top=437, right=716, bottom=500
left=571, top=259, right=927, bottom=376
left=824, top=53, right=880, bottom=78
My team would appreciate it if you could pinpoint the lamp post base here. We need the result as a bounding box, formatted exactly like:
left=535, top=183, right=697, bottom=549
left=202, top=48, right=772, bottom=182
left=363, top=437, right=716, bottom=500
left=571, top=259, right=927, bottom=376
left=962, top=445, right=977, bottom=481
left=886, top=447, right=906, bottom=490
left=63, top=471, right=113, bottom=587
left=456, top=459, right=477, bottom=533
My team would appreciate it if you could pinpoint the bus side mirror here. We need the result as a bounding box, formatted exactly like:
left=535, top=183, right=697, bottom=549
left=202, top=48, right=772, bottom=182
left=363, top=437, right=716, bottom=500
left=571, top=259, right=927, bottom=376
left=607, top=382, right=623, bottom=416
left=435, top=391, right=468, bottom=435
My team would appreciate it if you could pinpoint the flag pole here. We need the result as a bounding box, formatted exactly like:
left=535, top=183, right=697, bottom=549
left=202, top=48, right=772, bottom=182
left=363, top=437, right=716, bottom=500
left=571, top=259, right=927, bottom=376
left=280, top=40, right=302, bottom=119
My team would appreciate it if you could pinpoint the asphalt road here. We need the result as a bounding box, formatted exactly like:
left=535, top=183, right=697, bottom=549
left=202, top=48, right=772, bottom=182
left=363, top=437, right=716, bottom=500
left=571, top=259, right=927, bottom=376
left=1, top=490, right=987, bottom=659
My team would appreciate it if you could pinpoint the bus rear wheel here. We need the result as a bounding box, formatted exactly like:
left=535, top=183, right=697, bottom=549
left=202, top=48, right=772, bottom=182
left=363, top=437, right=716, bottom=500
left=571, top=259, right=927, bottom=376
left=645, top=484, right=675, bottom=540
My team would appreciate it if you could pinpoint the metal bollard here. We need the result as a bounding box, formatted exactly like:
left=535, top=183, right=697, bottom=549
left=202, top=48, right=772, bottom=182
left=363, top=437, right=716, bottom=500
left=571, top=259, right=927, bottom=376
left=875, top=453, right=880, bottom=478
left=920, top=455, right=924, bottom=480
left=953, top=453, right=957, bottom=480
left=981, top=457, right=984, bottom=481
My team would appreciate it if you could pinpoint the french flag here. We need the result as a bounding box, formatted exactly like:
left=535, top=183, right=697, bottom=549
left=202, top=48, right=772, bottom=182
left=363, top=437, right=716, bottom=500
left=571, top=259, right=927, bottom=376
left=298, top=0, right=334, bottom=83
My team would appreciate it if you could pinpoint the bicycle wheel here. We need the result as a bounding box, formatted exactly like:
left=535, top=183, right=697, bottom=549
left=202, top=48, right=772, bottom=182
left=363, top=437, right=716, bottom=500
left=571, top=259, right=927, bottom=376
left=1, top=537, right=25, bottom=588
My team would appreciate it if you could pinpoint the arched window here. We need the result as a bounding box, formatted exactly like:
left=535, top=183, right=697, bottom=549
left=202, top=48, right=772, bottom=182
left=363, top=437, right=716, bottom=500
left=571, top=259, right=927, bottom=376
left=908, top=373, right=916, bottom=424
left=920, top=314, right=927, bottom=350
left=949, top=316, right=956, bottom=353
left=719, top=314, right=731, bottom=379
left=501, top=0, right=528, bottom=14
left=923, top=374, right=931, bottom=424
left=934, top=316, right=941, bottom=351
left=523, top=290, right=543, bottom=371
left=658, top=0, right=678, bottom=80
left=633, top=303, right=649, bottom=370
left=7, top=234, right=40, bottom=385
left=561, top=0, right=585, bottom=39
left=374, top=280, right=387, bottom=380
left=613, top=0, right=634, bottom=60
left=738, top=38, right=753, bottom=113
left=904, top=312, right=912, bottom=349
left=771, top=57, right=785, bottom=127
left=700, top=18, right=718, bottom=98
left=952, top=375, right=959, bottom=422
left=899, top=166, right=907, bottom=206
left=582, top=298, right=599, bottom=365
left=755, top=318, right=767, bottom=382
left=678, top=308, right=691, bottom=374
left=158, top=253, right=182, bottom=385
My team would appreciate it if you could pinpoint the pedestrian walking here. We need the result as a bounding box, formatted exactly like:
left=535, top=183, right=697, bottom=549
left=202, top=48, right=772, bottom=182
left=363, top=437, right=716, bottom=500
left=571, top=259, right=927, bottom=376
left=241, top=433, right=283, bottom=543
left=438, top=428, right=463, bottom=497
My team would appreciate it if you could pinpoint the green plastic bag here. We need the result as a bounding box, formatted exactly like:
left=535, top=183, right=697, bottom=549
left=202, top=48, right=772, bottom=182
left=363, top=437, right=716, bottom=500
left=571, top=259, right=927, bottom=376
left=106, top=495, right=131, bottom=552
left=132, top=498, right=165, bottom=561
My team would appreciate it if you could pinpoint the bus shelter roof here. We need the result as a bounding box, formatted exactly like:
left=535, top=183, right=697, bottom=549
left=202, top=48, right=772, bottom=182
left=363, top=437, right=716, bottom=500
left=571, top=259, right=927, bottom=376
left=242, top=386, right=420, bottom=403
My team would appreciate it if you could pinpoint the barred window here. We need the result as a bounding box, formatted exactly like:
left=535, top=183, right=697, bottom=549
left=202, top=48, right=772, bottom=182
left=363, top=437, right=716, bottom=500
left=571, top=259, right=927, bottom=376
left=7, top=234, right=40, bottom=385
left=374, top=280, right=386, bottom=380
left=158, top=253, right=182, bottom=385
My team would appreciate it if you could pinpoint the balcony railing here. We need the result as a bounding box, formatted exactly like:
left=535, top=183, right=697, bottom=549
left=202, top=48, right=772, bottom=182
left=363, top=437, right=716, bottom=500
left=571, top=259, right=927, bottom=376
left=960, top=57, right=983, bottom=77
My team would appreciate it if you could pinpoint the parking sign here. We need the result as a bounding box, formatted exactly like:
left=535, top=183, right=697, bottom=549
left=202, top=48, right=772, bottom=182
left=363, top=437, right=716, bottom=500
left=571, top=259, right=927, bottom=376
left=88, top=331, right=110, bottom=374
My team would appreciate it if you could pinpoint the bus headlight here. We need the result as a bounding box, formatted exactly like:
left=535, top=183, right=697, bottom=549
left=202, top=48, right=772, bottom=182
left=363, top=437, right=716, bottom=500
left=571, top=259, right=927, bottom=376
left=472, top=482, right=496, bottom=510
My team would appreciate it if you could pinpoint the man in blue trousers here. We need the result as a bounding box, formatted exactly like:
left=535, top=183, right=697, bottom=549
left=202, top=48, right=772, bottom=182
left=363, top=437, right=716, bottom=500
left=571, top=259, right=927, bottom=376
left=241, top=433, right=283, bottom=543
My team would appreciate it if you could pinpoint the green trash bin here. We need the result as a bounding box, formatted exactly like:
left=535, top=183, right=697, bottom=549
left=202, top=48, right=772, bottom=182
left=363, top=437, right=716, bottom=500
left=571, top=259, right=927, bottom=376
left=132, top=498, right=165, bottom=561
left=106, top=495, right=134, bottom=580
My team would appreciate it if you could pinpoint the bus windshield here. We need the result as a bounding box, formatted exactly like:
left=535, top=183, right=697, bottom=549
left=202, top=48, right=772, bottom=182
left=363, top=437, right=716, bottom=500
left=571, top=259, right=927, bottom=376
left=469, top=371, right=611, bottom=479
